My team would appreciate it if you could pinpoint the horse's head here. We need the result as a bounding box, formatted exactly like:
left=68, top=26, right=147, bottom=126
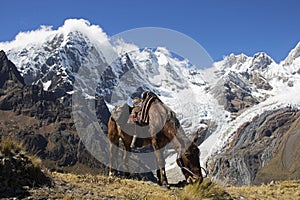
left=176, top=136, right=203, bottom=184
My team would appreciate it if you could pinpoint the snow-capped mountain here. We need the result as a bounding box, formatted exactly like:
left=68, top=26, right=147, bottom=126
left=0, top=19, right=216, bottom=136
left=1, top=18, right=300, bottom=185
left=201, top=49, right=300, bottom=145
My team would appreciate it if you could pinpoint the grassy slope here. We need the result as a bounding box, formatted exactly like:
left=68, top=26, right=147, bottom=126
left=227, top=180, right=300, bottom=200
left=26, top=172, right=300, bottom=200
left=29, top=172, right=177, bottom=199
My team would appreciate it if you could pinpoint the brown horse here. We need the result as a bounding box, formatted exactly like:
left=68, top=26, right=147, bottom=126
left=108, top=99, right=203, bottom=187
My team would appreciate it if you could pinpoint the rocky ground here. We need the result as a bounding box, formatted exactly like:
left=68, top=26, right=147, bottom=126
left=2, top=170, right=300, bottom=200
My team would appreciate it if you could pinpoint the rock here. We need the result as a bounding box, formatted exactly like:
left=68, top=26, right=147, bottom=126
left=208, top=107, right=300, bottom=186
left=287, top=81, right=294, bottom=87
left=212, top=71, right=259, bottom=113
left=22, top=133, right=48, bottom=158
left=0, top=50, right=25, bottom=90
left=250, top=72, right=273, bottom=90
left=0, top=50, right=111, bottom=174
left=0, top=150, right=51, bottom=198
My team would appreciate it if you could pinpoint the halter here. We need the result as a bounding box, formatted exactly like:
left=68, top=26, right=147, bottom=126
left=177, top=152, right=199, bottom=179
left=177, top=151, right=208, bottom=179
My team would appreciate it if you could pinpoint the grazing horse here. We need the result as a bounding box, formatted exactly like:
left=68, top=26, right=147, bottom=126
left=108, top=99, right=203, bottom=187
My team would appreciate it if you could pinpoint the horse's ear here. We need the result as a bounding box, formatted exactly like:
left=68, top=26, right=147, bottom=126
left=193, top=134, right=199, bottom=143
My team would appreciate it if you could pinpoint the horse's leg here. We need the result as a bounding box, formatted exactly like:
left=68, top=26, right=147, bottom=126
left=156, top=167, right=168, bottom=186
left=109, top=140, right=119, bottom=176
left=121, top=136, right=132, bottom=178
left=108, top=118, right=120, bottom=176
left=152, top=137, right=169, bottom=188
left=148, top=103, right=170, bottom=187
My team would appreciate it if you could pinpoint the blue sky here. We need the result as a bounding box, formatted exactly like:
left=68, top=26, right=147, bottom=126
left=1, top=0, right=300, bottom=63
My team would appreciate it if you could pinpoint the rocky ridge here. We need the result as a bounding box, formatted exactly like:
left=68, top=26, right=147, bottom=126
left=0, top=50, right=110, bottom=174
left=203, top=48, right=300, bottom=186
left=208, top=107, right=300, bottom=186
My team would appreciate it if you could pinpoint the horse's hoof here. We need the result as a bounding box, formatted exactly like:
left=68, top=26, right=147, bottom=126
left=109, top=171, right=114, bottom=177
left=124, top=172, right=131, bottom=178
left=161, top=182, right=170, bottom=189
left=164, top=184, right=170, bottom=189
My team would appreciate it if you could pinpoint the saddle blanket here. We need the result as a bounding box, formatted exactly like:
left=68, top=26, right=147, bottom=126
left=140, top=91, right=161, bottom=124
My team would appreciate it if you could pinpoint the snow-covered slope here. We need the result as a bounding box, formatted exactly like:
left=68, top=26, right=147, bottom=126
left=1, top=19, right=300, bottom=180
left=200, top=49, right=300, bottom=162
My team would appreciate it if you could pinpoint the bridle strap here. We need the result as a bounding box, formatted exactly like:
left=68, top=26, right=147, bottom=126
left=177, top=152, right=199, bottom=179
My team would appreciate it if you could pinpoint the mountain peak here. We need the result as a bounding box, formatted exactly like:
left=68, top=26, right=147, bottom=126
left=0, top=19, right=109, bottom=51
left=251, top=52, right=274, bottom=70
left=0, top=50, right=25, bottom=90
left=284, top=42, right=300, bottom=66
left=58, top=19, right=109, bottom=43
left=0, top=50, right=7, bottom=61
left=221, top=53, right=249, bottom=70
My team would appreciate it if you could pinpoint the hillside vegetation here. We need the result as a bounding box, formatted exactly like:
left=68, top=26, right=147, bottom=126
left=22, top=172, right=300, bottom=199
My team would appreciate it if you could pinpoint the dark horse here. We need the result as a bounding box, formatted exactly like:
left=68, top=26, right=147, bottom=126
left=108, top=98, right=203, bottom=187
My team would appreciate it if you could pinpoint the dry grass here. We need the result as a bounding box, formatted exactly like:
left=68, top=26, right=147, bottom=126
left=22, top=171, right=300, bottom=199
left=0, top=136, right=23, bottom=156
left=0, top=136, right=42, bottom=168
left=28, top=154, right=43, bottom=170
left=178, top=179, right=232, bottom=200
left=227, top=180, right=300, bottom=200
left=52, top=173, right=300, bottom=200
left=49, top=172, right=177, bottom=199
